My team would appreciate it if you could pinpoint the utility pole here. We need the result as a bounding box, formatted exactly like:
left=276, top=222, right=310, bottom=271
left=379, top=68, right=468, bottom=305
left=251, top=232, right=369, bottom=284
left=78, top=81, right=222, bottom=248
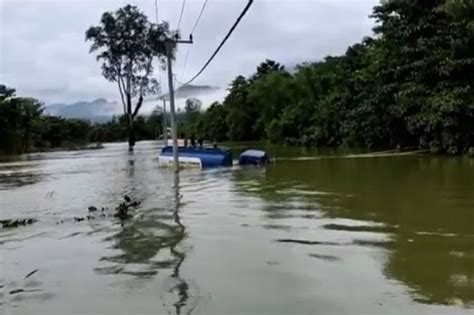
left=165, top=35, right=193, bottom=173
left=162, top=98, right=168, bottom=147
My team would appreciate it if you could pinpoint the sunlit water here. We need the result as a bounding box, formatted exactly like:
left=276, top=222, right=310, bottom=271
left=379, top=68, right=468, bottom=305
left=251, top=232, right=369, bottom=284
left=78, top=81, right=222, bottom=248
left=1, top=141, right=473, bottom=315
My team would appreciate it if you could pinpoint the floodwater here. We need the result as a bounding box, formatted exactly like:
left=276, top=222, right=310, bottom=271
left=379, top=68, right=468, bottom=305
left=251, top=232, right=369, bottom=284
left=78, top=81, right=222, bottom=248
left=1, top=141, right=473, bottom=315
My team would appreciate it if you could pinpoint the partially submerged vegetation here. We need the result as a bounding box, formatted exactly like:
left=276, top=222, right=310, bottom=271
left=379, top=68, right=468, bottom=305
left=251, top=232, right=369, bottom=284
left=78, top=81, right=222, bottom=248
left=0, top=195, right=141, bottom=230
left=114, top=195, right=141, bottom=221
left=73, top=195, right=141, bottom=223
left=0, top=218, right=37, bottom=229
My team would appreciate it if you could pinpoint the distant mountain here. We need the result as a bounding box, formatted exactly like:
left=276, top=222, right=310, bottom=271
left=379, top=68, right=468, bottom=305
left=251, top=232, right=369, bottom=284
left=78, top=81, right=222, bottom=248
left=43, top=85, right=225, bottom=123
left=45, top=98, right=120, bottom=122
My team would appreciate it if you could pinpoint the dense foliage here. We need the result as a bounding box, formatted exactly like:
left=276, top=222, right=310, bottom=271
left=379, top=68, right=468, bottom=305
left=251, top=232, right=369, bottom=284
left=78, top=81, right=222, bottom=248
left=188, top=0, right=474, bottom=154
left=0, top=85, right=162, bottom=155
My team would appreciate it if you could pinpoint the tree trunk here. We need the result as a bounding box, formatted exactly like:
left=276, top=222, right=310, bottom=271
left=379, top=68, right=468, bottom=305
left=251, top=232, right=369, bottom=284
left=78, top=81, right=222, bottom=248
left=125, top=84, right=135, bottom=150
left=125, top=63, right=135, bottom=151
left=127, top=113, right=135, bottom=150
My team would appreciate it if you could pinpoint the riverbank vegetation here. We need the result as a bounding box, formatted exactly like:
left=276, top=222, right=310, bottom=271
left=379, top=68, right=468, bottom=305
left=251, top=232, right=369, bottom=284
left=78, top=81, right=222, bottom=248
left=188, top=0, right=474, bottom=155
left=0, top=85, right=162, bottom=155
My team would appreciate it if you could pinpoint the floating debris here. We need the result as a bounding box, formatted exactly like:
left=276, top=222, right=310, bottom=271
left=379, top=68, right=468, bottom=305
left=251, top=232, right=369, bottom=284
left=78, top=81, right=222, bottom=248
left=0, top=218, right=37, bottom=229
left=124, top=195, right=131, bottom=202
left=88, top=206, right=98, bottom=212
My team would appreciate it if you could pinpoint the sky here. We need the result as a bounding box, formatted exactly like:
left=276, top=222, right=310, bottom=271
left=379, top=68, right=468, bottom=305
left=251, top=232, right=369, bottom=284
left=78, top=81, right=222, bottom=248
left=0, top=0, right=378, bottom=109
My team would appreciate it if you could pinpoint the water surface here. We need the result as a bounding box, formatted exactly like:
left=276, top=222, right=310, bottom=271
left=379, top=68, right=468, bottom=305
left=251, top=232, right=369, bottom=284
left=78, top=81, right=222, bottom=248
left=1, top=141, right=473, bottom=314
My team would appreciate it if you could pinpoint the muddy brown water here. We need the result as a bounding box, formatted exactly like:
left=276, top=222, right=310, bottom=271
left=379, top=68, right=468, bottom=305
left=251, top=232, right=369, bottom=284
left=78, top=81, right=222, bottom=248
left=1, top=141, right=473, bottom=314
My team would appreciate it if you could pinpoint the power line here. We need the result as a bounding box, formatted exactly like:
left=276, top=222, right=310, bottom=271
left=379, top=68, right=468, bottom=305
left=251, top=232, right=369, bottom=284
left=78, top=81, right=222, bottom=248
left=177, top=0, right=186, bottom=31
left=181, top=0, right=254, bottom=86
left=180, top=46, right=190, bottom=81
left=179, top=0, right=208, bottom=82
left=191, top=0, right=208, bottom=34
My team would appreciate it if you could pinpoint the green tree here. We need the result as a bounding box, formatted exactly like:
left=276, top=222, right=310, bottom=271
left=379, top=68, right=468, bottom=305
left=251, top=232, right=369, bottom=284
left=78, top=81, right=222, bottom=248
left=248, top=71, right=295, bottom=141
left=225, top=76, right=260, bottom=141
left=145, top=108, right=163, bottom=140
left=252, top=59, right=286, bottom=81
left=0, top=84, right=16, bottom=100
left=0, top=85, right=43, bottom=154
left=85, top=5, right=174, bottom=150
left=203, top=102, right=228, bottom=142
left=372, top=0, right=474, bottom=153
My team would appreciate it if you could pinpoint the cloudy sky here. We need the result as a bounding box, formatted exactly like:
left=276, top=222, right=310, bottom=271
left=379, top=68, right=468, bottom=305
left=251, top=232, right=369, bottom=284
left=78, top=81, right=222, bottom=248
left=0, top=0, right=378, bottom=108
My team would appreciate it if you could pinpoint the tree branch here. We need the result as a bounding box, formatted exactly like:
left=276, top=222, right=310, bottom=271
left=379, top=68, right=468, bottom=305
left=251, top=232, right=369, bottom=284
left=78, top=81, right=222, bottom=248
left=126, top=61, right=132, bottom=117
left=132, top=57, right=153, bottom=119
left=132, top=95, right=143, bottom=118
left=117, top=78, right=127, bottom=115
left=141, top=57, right=154, bottom=95
left=115, top=64, right=128, bottom=115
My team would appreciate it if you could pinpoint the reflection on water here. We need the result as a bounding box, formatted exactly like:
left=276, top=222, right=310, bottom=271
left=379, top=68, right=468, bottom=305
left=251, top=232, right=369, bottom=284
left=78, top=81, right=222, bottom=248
left=231, top=157, right=474, bottom=309
left=0, top=141, right=473, bottom=314
left=169, top=174, right=192, bottom=315
left=386, top=232, right=474, bottom=307
left=95, top=155, right=191, bottom=313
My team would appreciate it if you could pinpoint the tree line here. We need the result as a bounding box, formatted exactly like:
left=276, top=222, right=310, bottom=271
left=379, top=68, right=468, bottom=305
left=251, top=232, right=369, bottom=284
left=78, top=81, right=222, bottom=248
left=0, top=85, right=163, bottom=155
left=187, top=0, right=474, bottom=155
